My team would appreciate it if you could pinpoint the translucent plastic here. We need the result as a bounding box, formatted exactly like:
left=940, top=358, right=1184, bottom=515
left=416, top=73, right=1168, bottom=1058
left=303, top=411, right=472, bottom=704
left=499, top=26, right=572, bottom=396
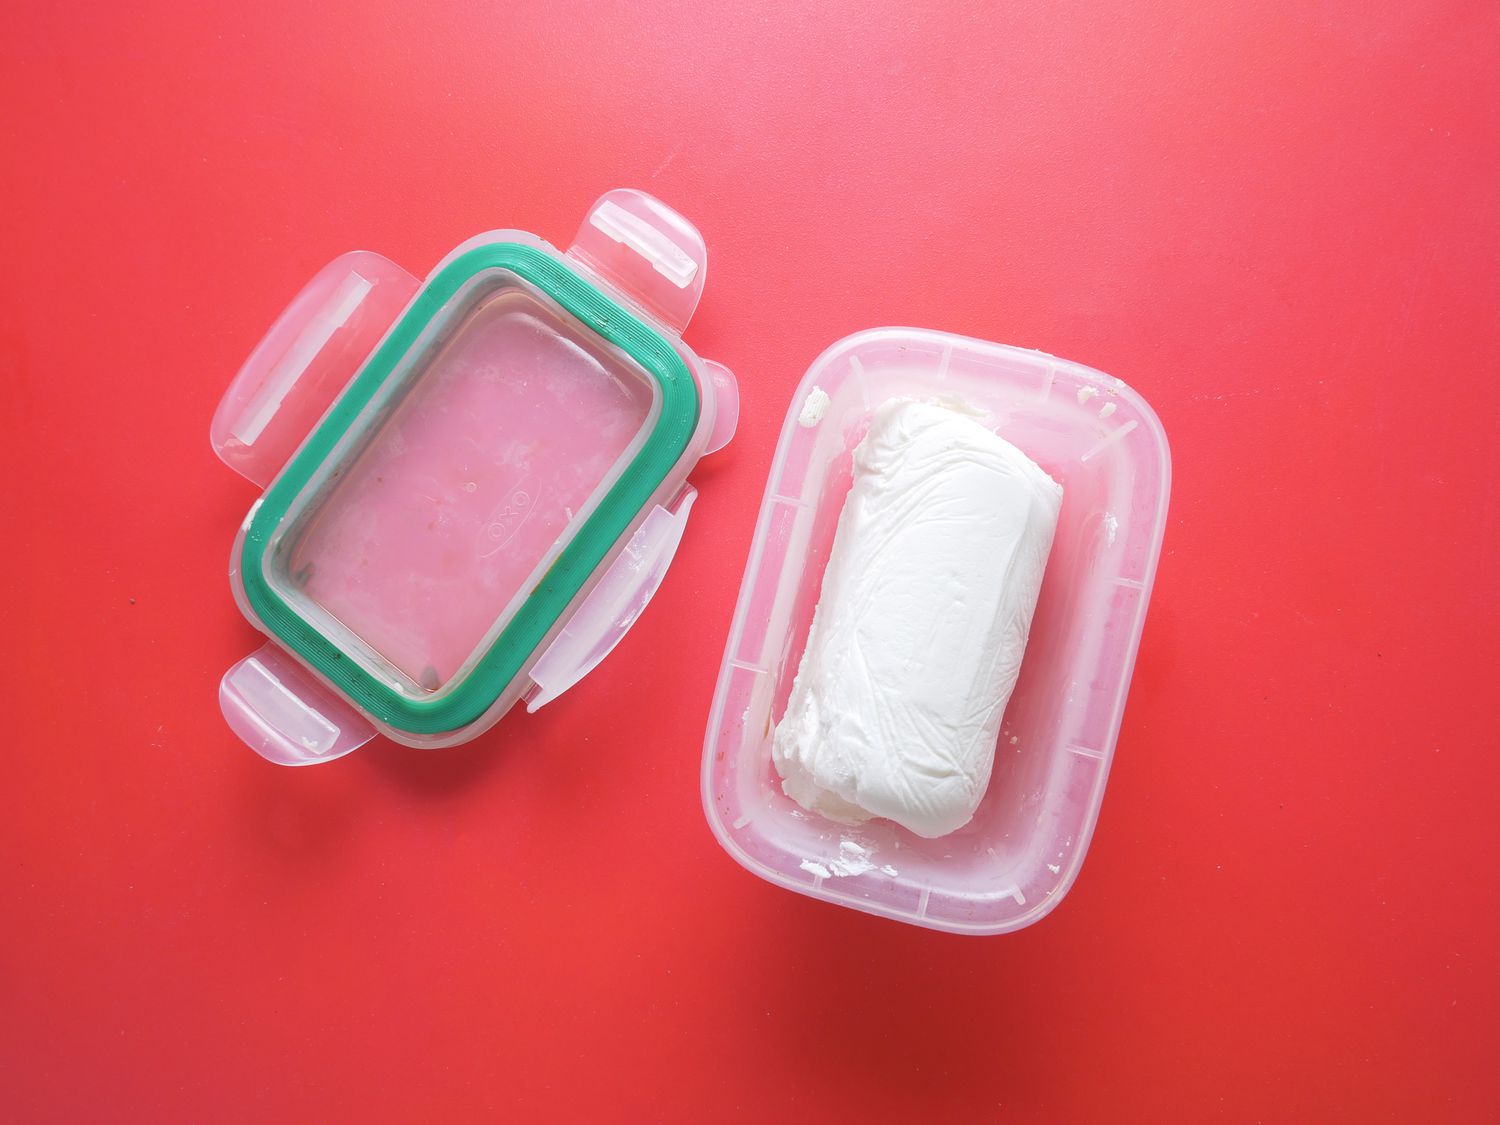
left=701, top=329, right=1170, bottom=935
left=214, top=191, right=737, bottom=763
left=569, top=188, right=708, bottom=332
left=211, top=251, right=421, bottom=489
left=526, top=484, right=697, bottom=712
left=219, top=642, right=375, bottom=765
left=275, top=278, right=661, bottom=691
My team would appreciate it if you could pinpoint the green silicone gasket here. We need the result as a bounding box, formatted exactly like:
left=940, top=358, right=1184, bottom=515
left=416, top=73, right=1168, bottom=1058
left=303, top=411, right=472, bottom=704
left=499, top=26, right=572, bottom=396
left=238, top=242, right=700, bottom=734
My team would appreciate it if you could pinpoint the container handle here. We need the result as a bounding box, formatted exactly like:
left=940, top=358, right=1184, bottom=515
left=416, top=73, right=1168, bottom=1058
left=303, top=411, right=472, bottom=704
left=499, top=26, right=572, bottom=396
left=701, top=359, right=739, bottom=454
left=525, top=486, right=698, bottom=712
left=219, top=642, right=376, bottom=766
left=211, top=251, right=420, bottom=488
left=567, top=189, right=708, bottom=334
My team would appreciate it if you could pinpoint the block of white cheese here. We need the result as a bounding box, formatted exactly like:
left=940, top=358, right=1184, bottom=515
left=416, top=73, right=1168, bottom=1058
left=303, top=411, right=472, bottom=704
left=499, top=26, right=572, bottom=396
left=772, top=399, right=1063, bottom=838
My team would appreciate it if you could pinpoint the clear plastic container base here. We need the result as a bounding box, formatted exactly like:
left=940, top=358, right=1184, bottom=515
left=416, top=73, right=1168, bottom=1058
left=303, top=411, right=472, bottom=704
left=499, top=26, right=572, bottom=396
left=701, top=328, right=1170, bottom=935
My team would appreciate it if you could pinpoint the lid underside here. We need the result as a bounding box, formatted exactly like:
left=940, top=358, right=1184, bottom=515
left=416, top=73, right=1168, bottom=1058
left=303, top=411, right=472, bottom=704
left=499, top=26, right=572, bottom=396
left=239, top=242, right=700, bottom=734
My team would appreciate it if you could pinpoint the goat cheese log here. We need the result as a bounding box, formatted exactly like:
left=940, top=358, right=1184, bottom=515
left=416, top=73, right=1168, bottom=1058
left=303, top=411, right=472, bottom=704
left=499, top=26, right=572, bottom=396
left=772, top=399, right=1063, bottom=838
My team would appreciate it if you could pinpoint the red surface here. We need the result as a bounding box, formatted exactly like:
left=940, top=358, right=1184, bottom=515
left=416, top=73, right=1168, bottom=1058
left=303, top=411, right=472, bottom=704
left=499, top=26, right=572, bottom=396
left=3, top=3, right=1498, bottom=1121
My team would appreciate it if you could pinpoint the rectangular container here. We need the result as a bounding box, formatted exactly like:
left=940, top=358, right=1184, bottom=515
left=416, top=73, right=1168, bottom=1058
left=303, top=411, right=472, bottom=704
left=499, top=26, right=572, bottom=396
left=701, top=328, right=1170, bottom=934
left=214, top=189, right=739, bottom=764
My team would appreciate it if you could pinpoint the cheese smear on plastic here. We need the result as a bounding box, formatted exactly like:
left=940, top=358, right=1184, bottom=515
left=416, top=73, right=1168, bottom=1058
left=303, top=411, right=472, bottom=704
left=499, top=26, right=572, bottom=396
left=772, top=399, right=1063, bottom=838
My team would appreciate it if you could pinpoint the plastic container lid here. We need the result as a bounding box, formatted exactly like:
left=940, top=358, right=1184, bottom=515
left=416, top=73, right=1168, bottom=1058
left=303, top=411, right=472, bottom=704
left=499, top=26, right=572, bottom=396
left=701, top=328, right=1170, bottom=934
left=213, top=190, right=738, bottom=764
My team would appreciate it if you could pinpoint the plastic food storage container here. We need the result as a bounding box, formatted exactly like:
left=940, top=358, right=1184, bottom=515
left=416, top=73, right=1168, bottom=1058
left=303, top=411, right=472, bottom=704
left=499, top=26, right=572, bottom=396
left=702, top=329, right=1169, bottom=934
left=212, top=189, right=738, bottom=765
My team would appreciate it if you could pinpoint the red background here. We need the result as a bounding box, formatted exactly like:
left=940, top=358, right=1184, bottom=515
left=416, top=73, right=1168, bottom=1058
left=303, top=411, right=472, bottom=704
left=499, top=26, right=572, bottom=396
left=3, top=3, right=1497, bottom=1121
